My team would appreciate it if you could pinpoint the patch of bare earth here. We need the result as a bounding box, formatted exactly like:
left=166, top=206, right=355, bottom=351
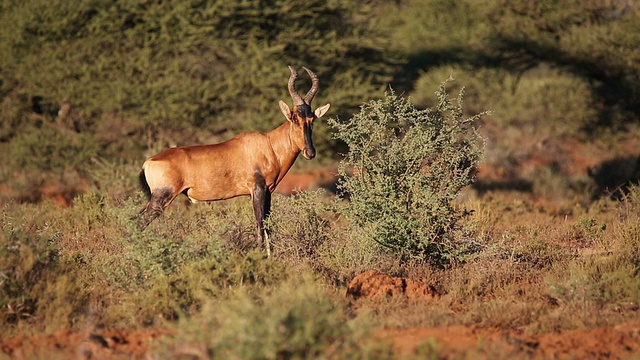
left=347, top=271, right=640, bottom=359
left=0, top=329, right=172, bottom=359
left=378, top=324, right=640, bottom=359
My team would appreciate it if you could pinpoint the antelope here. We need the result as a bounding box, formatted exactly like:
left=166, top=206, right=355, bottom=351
left=138, top=66, right=330, bottom=256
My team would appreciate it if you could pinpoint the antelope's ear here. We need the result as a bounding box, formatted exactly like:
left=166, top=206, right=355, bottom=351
left=279, top=100, right=292, bottom=121
left=314, top=103, right=331, bottom=119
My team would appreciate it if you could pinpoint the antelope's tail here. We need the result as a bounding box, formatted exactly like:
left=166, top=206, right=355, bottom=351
left=139, top=169, right=151, bottom=199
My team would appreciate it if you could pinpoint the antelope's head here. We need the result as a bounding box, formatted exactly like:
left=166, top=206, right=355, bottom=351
left=279, top=66, right=331, bottom=160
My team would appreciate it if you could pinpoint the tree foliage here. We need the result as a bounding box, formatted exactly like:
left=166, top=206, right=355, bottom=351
left=1, top=0, right=640, bottom=210
left=0, top=0, right=395, bottom=173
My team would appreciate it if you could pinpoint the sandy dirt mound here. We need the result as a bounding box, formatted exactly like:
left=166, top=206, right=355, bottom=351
left=345, top=270, right=440, bottom=300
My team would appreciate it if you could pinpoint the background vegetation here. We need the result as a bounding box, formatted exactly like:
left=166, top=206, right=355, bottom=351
left=1, top=0, right=640, bottom=358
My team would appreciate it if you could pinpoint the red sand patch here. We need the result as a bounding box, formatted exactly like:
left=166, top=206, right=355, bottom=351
left=348, top=271, right=640, bottom=358
left=274, top=167, right=339, bottom=195
left=0, top=329, right=172, bottom=359
left=379, top=323, right=640, bottom=359
left=4, top=324, right=639, bottom=359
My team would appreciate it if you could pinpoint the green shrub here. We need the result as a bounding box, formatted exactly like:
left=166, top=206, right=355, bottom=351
left=328, top=82, right=484, bottom=263
left=317, top=217, right=394, bottom=284
left=380, top=0, right=493, bottom=54
left=6, top=125, right=99, bottom=173
left=412, top=65, right=599, bottom=139
left=487, top=0, right=640, bottom=127
left=62, top=191, right=254, bottom=293
left=160, top=277, right=391, bottom=359
left=0, top=202, right=86, bottom=335
left=266, top=190, right=334, bottom=267
left=546, top=185, right=640, bottom=325
left=125, top=249, right=288, bottom=325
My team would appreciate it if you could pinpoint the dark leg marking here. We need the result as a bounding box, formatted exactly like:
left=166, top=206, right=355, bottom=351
left=264, top=189, right=272, bottom=220
left=139, top=187, right=173, bottom=230
left=252, top=172, right=272, bottom=255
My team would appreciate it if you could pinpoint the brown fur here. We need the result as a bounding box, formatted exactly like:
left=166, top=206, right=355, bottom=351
left=140, top=116, right=325, bottom=207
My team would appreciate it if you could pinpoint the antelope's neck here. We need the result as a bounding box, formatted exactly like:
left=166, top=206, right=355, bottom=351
left=266, top=122, right=300, bottom=175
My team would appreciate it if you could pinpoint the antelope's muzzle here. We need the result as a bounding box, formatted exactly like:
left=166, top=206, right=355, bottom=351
left=302, top=122, right=316, bottom=160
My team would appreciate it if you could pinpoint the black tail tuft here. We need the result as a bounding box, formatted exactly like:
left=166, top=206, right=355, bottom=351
left=139, top=170, right=151, bottom=199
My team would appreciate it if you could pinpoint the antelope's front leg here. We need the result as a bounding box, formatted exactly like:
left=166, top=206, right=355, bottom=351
left=252, top=174, right=272, bottom=257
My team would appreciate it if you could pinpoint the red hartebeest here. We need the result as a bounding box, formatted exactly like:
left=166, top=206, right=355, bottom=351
left=138, top=66, right=330, bottom=256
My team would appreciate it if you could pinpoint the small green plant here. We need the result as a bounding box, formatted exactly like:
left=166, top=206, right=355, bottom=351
left=329, top=82, right=484, bottom=263
left=574, top=217, right=607, bottom=246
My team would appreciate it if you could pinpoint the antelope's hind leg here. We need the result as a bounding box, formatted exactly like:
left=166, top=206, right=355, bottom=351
left=139, top=187, right=174, bottom=230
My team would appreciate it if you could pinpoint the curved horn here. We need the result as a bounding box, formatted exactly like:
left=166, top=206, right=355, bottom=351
left=302, top=66, right=319, bottom=104
left=287, top=66, right=304, bottom=106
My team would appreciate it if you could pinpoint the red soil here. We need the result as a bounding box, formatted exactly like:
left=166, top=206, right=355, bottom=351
left=0, top=329, right=172, bottom=359
left=274, top=167, right=339, bottom=195
left=348, top=271, right=640, bottom=359
left=3, top=322, right=639, bottom=359
left=379, top=323, right=640, bottom=359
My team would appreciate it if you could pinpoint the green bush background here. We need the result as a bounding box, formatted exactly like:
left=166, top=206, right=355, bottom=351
left=2, top=0, right=639, bottom=185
